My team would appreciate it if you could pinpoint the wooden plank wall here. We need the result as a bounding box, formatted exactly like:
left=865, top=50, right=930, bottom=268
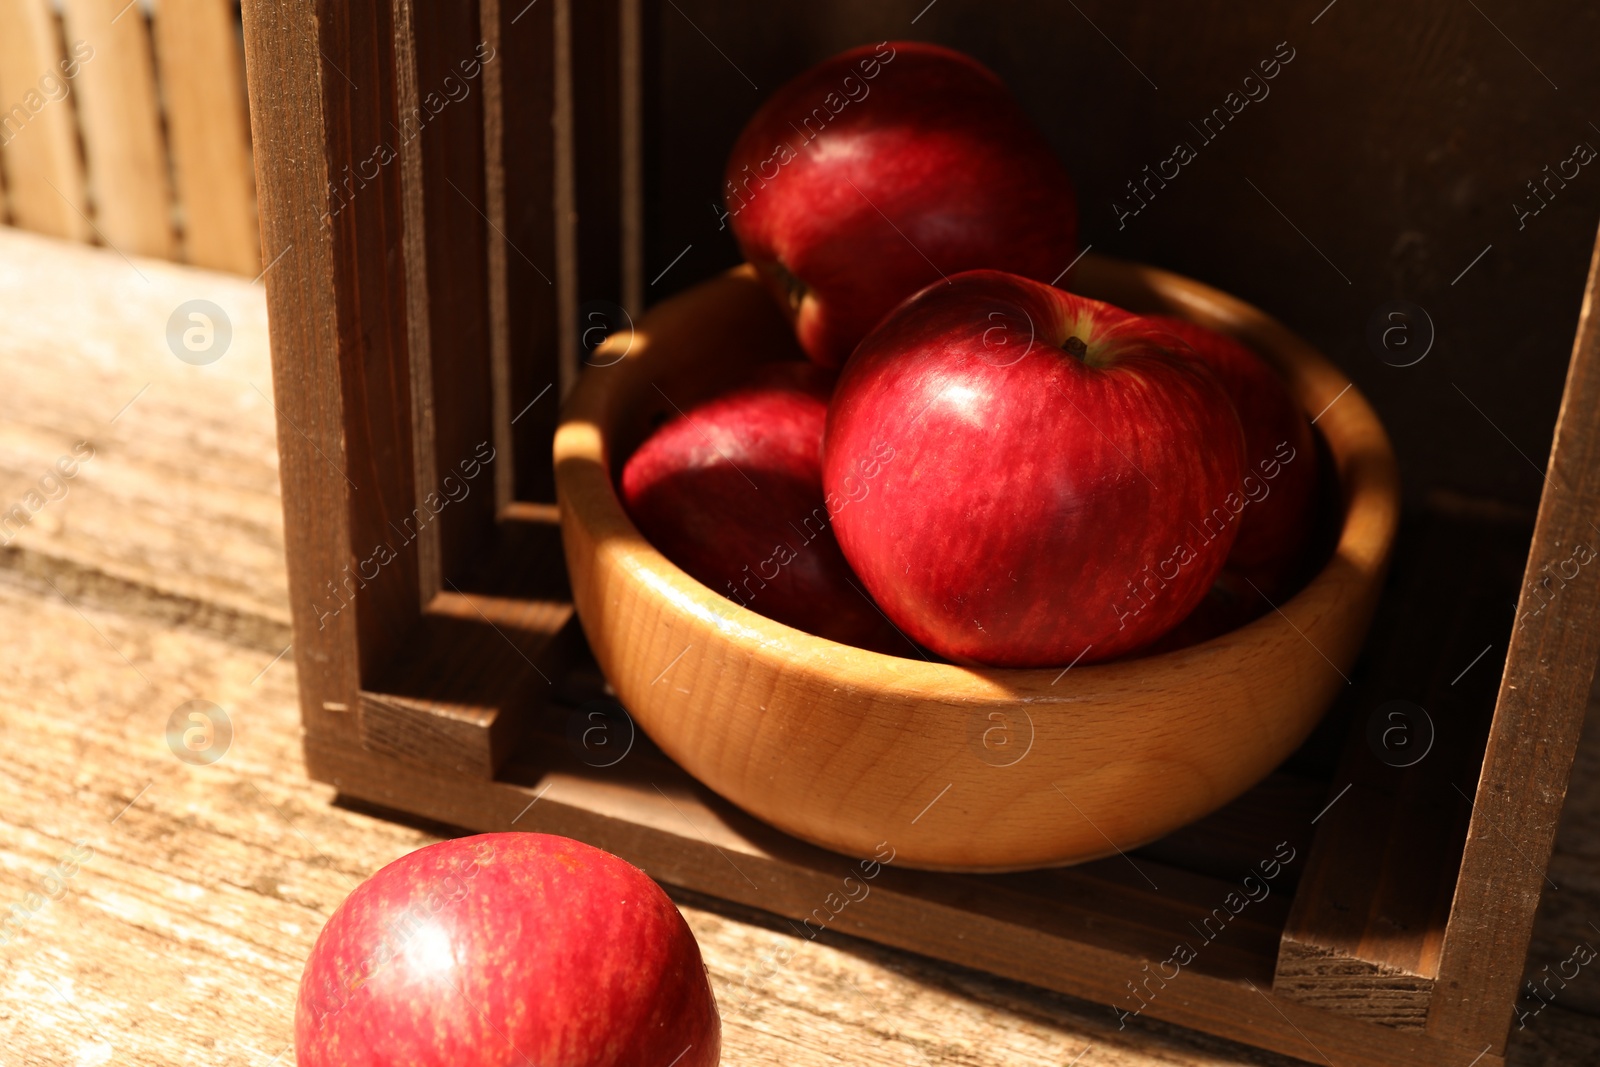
left=64, top=0, right=175, bottom=259
left=0, top=0, right=258, bottom=273
left=155, top=0, right=260, bottom=273
left=0, top=0, right=91, bottom=240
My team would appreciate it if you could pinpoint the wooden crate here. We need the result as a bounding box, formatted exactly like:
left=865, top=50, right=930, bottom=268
left=237, top=3, right=1600, bottom=1065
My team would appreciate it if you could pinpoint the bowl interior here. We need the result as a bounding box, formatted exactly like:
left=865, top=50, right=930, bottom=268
left=554, top=255, right=1400, bottom=870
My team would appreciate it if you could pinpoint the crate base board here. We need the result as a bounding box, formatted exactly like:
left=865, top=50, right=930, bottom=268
left=1268, top=494, right=1529, bottom=1031
left=304, top=736, right=1504, bottom=1067
left=1275, top=939, right=1433, bottom=1029
left=304, top=496, right=1533, bottom=1066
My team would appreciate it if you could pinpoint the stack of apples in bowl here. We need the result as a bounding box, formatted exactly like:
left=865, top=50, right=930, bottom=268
left=557, top=42, right=1399, bottom=871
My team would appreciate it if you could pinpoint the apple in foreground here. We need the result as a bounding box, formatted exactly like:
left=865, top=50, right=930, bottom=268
left=1147, top=316, right=1317, bottom=597
left=295, top=833, right=720, bottom=1067
left=823, top=271, right=1246, bottom=667
left=724, top=41, right=1077, bottom=367
left=622, top=362, right=905, bottom=654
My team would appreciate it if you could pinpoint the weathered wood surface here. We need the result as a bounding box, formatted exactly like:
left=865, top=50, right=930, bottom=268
left=1, top=227, right=1597, bottom=1065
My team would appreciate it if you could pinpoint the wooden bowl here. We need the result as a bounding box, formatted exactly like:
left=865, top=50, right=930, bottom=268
left=554, top=255, right=1400, bottom=871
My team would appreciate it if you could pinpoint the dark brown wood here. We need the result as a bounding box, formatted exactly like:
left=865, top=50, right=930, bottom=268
left=644, top=1, right=1600, bottom=517
left=1428, top=220, right=1600, bottom=1051
left=317, top=1, right=427, bottom=685
left=551, top=0, right=579, bottom=399
left=302, top=719, right=1504, bottom=1067
left=360, top=504, right=577, bottom=775
left=393, top=0, right=442, bottom=602
left=241, top=2, right=1600, bottom=1064
left=394, top=0, right=498, bottom=597
left=240, top=0, right=421, bottom=743
left=619, top=0, right=644, bottom=313
left=299, top=492, right=1530, bottom=1067
left=1275, top=496, right=1533, bottom=1028
left=1134, top=771, right=1323, bottom=892
left=484, top=0, right=562, bottom=506
left=571, top=0, right=623, bottom=314
left=481, top=0, right=512, bottom=512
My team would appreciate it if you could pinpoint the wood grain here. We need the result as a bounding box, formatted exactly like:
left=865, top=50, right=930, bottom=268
left=1427, top=221, right=1600, bottom=1050
left=239, top=0, right=423, bottom=746
left=305, top=734, right=1504, bottom=1067
left=480, top=0, right=513, bottom=513
left=483, top=0, right=560, bottom=507
left=554, top=258, right=1402, bottom=871
left=62, top=0, right=175, bottom=258
left=1274, top=499, right=1531, bottom=1027
left=551, top=0, right=580, bottom=399
left=391, top=0, right=443, bottom=606
left=358, top=508, right=578, bottom=777
left=151, top=0, right=260, bottom=275
left=393, top=0, right=498, bottom=598
left=0, top=226, right=286, bottom=641
left=225, top=4, right=1594, bottom=1061
left=1, top=232, right=1597, bottom=1066
left=0, top=0, right=89, bottom=240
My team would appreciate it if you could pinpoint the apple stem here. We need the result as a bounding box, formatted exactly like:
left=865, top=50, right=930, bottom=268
left=1063, top=336, right=1088, bottom=359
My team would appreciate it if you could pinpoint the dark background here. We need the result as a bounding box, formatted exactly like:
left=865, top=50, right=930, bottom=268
left=630, top=0, right=1600, bottom=512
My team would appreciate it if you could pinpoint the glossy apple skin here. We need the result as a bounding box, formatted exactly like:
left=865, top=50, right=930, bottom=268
left=724, top=41, right=1076, bottom=367
left=295, top=833, right=720, bottom=1067
left=621, top=363, right=906, bottom=654
left=823, top=271, right=1246, bottom=667
left=1146, top=316, right=1317, bottom=597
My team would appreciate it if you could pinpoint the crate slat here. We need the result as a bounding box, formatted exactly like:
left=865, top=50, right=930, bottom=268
left=1133, top=771, right=1323, bottom=891
left=152, top=0, right=259, bottom=274
left=550, top=0, right=579, bottom=399
left=1427, top=218, right=1600, bottom=1050
left=393, top=0, right=499, bottom=602
left=482, top=0, right=561, bottom=507
left=0, top=0, right=90, bottom=240
left=64, top=0, right=175, bottom=258
left=1275, top=498, right=1531, bottom=1028
left=302, top=725, right=1504, bottom=1067
left=359, top=505, right=577, bottom=775
left=240, top=0, right=424, bottom=740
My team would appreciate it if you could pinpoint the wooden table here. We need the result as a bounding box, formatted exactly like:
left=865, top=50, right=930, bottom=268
left=1, top=225, right=1596, bottom=1066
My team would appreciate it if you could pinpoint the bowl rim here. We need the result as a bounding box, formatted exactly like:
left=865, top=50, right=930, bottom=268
left=555, top=253, right=1400, bottom=699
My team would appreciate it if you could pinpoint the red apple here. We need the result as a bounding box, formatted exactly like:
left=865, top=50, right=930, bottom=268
left=822, top=271, right=1246, bottom=667
left=1146, top=316, right=1317, bottom=597
left=295, top=833, right=720, bottom=1067
left=723, top=41, right=1076, bottom=367
left=621, top=362, right=906, bottom=654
